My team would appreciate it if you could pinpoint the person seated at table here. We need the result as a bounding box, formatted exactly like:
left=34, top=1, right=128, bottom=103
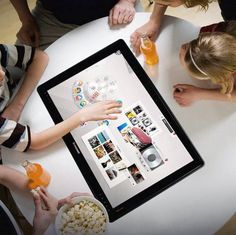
left=10, top=0, right=137, bottom=49
left=0, top=43, right=122, bottom=152
left=173, top=21, right=236, bottom=106
left=0, top=165, right=58, bottom=235
left=0, top=165, right=92, bottom=235
left=0, top=44, right=48, bottom=122
left=0, top=43, right=47, bottom=154
left=130, top=0, right=236, bottom=54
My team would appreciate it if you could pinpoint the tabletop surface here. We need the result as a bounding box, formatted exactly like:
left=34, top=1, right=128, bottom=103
left=3, top=13, right=236, bottom=235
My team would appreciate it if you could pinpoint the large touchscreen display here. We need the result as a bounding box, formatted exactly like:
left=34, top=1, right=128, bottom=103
left=47, top=51, right=194, bottom=207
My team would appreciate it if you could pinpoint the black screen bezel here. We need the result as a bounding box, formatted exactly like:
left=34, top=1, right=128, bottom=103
left=37, top=39, right=204, bottom=222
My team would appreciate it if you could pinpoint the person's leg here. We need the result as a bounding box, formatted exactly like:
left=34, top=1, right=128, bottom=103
left=218, top=0, right=236, bottom=21
left=32, top=1, right=78, bottom=50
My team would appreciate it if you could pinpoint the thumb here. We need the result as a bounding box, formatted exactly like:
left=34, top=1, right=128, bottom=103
left=58, top=197, right=72, bottom=208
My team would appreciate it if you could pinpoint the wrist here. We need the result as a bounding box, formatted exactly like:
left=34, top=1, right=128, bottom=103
left=194, top=88, right=216, bottom=101
left=74, top=110, right=89, bottom=125
left=32, top=227, right=46, bottom=235
left=155, top=2, right=168, bottom=8
left=151, top=3, right=167, bottom=21
left=8, top=101, right=24, bottom=112
left=20, top=13, right=35, bottom=24
left=148, top=17, right=161, bottom=28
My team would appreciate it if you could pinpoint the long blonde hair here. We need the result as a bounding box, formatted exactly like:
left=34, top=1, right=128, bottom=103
left=185, top=32, right=236, bottom=94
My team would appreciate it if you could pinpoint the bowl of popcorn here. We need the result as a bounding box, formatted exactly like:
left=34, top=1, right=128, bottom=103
left=55, top=196, right=109, bottom=235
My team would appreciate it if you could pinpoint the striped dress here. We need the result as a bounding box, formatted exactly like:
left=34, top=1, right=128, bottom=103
left=0, top=44, right=35, bottom=152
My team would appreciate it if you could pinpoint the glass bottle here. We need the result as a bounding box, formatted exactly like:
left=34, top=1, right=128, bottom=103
left=140, top=34, right=159, bottom=65
left=22, top=160, right=51, bottom=189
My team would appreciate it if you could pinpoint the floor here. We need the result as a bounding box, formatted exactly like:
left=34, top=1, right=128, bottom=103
left=0, top=0, right=36, bottom=44
left=0, top=0, right=223, bottom=234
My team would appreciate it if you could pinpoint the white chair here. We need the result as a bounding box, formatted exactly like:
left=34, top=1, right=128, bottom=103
left=0, top=200, right=23, bottom=235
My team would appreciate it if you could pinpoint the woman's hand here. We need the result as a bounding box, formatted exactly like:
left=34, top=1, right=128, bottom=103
left=32, top=187, right=58, bottom=235
left=173, top=84, right=205, bottom=107
left=79, top=100, right=122, bottom=123
left=130, top=19, right=160, bottom=55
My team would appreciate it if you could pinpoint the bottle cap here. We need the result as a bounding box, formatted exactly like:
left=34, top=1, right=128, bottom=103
left=140, top=33, right=148, bottom=38
left=22, top=160, right=30, bottom=168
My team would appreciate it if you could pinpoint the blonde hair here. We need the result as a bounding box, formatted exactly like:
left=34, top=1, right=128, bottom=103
left=185, top=32, right=236, bottom=95
left=183, top=0, right=214, bottom=9
left=158, top=0, right=215, bottom=9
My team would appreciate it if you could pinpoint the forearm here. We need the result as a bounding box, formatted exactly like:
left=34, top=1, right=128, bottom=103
left=30, top=100, right=121, bottom=150
left=0, top=165, right=28, bottom=191
left=8, top=50, right=48, bottom=111
left=10, top=0, right=34, bottom=23
left=150, top=2, right=167, bottom=23
left=199, top=88, right=236, bottom=102
left=30, top=112, right=84, bottom=150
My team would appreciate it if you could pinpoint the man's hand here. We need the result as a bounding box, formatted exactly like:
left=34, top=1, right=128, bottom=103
left=109, top=0, right=136, bottom=26
left=17, top=18, right=40, bottom=47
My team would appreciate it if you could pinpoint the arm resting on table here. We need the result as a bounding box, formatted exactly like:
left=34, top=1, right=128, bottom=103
left=0, top=165, right=28, bottom=191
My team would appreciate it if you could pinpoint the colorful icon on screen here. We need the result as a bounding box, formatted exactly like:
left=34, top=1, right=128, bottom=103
left=80, top=100, right=87, bottom=107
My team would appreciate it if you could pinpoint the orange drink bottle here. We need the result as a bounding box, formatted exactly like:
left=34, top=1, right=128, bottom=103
left=22, top=160, right=51, bottom=189
left=140, top=34, right=159, bottom=65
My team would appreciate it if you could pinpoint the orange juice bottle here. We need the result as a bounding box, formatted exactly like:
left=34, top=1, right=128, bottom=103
left=140, top=34, right=159, bottom=65
left=22, top=160, right=51, bottom=189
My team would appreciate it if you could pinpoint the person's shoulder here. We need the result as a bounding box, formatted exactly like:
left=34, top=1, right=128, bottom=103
left=0, top=44, right=34, bottom=55
left=0, top=44, right=34, bottom=50
left=0, top=44, right=8, bottom=53
left=200, top=23, right=222, bottom=34
left=199, top=21, right=236, bottom=35
left=0, top=43, right=18, bottom=50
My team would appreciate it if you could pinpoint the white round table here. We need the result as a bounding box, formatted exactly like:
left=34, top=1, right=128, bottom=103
left=3, top=13, right=236, bottom=235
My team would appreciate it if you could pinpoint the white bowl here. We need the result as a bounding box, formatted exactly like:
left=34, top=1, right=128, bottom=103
left=55, top=196, right=109, bottom=235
